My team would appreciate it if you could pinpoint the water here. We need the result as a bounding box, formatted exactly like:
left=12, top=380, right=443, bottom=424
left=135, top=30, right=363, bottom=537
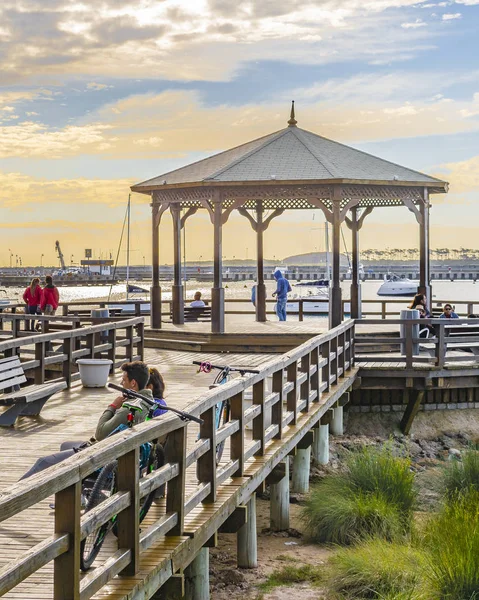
left=4, top=279, right=479, bottom=315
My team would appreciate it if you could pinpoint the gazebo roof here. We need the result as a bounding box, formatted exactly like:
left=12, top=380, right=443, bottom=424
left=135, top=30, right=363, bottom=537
left=131, top=117, right=447, bottom=194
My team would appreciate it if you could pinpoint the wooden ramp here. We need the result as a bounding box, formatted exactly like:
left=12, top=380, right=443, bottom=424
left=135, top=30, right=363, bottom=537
left=0, top=321, right=357, bottom=600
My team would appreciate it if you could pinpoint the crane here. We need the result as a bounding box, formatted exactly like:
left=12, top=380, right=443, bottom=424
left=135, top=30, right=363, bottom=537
left=55, top=240, right=66, bottom=270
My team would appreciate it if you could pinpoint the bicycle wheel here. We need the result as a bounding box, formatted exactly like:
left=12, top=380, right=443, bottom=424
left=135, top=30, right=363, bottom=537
left=80, top=461, right=117, bottom=572
left=215, top=401, right=230, bottom=465
left=139, top=442, right=166, bottom=521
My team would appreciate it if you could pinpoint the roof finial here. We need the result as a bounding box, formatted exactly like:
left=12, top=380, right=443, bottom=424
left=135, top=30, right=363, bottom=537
left=287, top=100, right=297, bottom=127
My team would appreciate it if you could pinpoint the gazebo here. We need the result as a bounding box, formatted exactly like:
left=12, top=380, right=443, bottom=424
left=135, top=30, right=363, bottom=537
left=131, top=104, right=448, bottom=333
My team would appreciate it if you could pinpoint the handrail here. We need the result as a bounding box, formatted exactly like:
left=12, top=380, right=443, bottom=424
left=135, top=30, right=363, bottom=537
left=0, top=319, right=356, bottom=599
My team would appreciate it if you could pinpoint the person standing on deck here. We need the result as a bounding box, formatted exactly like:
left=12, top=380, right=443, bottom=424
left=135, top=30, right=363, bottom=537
left=23, top=277, right=42, bottom=331
left=40, top=275, right=60, bottom=316
left=272, top=269, right=291, bottom=322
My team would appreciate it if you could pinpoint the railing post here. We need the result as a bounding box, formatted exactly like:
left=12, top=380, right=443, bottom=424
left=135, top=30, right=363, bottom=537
left=252, top=379, right=265, bottom=456
left=338, top=331, right=345, bottom=377
left=107, top=327, right=117, bottom=374
left=62, top=304, right=68, bottom=317
left=298, top=299, right=304, bottom=322
left=198, top=406, right=217, bottom=502
left=62, top=338, right=72, bottom=388
left=230, top=391, right=245, bottom=476
left=166, top=425, right=187, bottom=535
left=117, top=447, right=140, bottom=576
left=34, top=341, right=45, bottom=384
left=126, top=325, right=134, bottom=361
left=322, top=340, right=331, bottom=392
left=136, top=321, right=144, bottom=361
left=330, top=335, right=338, bottom=385
left=271, top=369, right=284, bottom=439
left=436, top=322, right=446, bottom=368
left=382, top=301, right=387, bottom=319
left=310, top=347, right=319, bottom=402
left=300, top=353, right=310, bottom=412
left=287, top=361, right=298, bottom=425
left=86, top=332, right=95, bottom=359
left=405, top=321, right=413, bottom=369
left=54, top=481, right=81, bottom=600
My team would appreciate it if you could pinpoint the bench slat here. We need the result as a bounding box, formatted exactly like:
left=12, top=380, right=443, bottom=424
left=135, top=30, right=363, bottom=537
left=0, top=357, right=22, bottom=372
left=1, top=381, right=67, bottom=404
left=0, top=375, right=27, bottom=393
left=0, top=367, right=25, bottom=383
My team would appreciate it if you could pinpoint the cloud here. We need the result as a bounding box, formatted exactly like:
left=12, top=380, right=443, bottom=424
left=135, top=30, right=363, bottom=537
left=86, top=82, right=113, bottom=91
left=442, top=12, right=462, bottom=19
left=401, top=19, right=427, bottom=28
left=435, top=154, right=479, bottom=193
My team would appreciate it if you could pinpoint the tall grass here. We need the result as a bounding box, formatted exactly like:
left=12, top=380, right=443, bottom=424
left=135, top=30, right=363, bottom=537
left=423, top=489, right=479, bottom=599
left=328, top=537, right=427, bottom=599
left=302, top=445, right=416, bottom=544
left=443, top=448, right=479, bottom=497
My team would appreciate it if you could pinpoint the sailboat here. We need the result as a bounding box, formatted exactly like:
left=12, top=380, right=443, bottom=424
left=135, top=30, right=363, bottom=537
left=286, top=222, right=351, bottom=315
left=107, top=195, right=151, bottom=315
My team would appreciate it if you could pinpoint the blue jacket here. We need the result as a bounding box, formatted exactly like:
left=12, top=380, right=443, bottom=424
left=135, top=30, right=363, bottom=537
left=274, top=271, right=291, bottom=300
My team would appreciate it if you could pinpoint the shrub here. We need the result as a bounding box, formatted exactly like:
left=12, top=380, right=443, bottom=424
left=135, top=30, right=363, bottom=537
left=346, top=444, right=417, bottom=520
left=423, top=489, right=479, bottom=600
left=443, top=448, right=479, bottom=498
left=328, top=537, right=427, bottom=599
left=302, top=477, right=403, bottom=545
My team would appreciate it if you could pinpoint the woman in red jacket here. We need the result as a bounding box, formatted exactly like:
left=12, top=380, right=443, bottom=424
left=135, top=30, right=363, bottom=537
left=40, top=275, right=60, bottom=316
left=23, top=277, right=42, bottom=331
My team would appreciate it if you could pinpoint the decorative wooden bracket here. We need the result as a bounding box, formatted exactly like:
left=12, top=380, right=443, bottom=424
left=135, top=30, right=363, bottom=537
left=153, top=202, right=170, bottom=229
left=308, top=198, right=333, bottom=224
left=200, top=199, right=215, bottom=224
left=237, top=207, right=285, bottom=233
left=402, top=197, right=423, bottom=225
left=340, top=198, right=361, bottom=222
left=180, top=206, right=198, bottom=229
left=221, top=198, right=246, bottom=225
left=344, top=206, right=374, bottom=230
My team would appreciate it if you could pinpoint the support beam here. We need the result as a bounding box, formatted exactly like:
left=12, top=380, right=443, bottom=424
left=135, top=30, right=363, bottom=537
left=330, top=186, right=342, bottom=328
left=270, top=459, right=290, bottom=531
left=153, top=574, right=184, bottom=600
left=171, top=204, right=184, bottom=325
left=151, top=203, right=162, bottom=329
left=237, top=494, right=257, bottom=568
left=292, top=446, right=311, bottom=494
left=184, top=548, right=209, bottom=600
left=256, top=200, right=266, bottom=322
left=418, top=188, right=431, bottom=305
left=219, top=506, right=248, bottom=534
left=400, top=390, right=425, bottom=435
left=312, top=424, right=329, bottom=465
left=330, top=405, right=343, bottom=436
left=350, top=206, right=361, bottom=319
left=211, top=198, right=225, bottom=333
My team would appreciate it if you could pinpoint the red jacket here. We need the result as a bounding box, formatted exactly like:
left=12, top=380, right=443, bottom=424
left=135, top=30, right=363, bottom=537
left=41, top=286, right=59, bottom=311
left=23, top=286, right=42, bottom=307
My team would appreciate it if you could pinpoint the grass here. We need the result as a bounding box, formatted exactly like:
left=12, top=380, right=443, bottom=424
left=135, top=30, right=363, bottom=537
left=257, top=564, right=323, bottom=593
left=443, top=448, right=479, bottom=498
left=328, top=537, right=427, bottom=599
left=302, top=444, right=416, bottom=544
left=423, top=488, right=479, bottom=599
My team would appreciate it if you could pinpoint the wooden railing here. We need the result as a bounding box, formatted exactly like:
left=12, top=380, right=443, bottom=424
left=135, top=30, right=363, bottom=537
left=0, top=317, right=144, bottom=387
left=346, top=298, right=479, bottom=319
left=355, top=318, right=479, bottom=368
left=0, top=319, right=356, bottom=600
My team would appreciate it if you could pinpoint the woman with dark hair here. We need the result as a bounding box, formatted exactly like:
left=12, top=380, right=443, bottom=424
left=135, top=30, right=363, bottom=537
left=23, top=277, right=42, bottom=331
left=147, top=367, right=167, bottom=417
left=40, top=275, right=59, bottom=316
left=409, top=293, right=431, bottom=317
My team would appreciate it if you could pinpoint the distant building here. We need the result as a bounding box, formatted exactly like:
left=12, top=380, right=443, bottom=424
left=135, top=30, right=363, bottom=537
left=80, top=259, right=114, bottom=275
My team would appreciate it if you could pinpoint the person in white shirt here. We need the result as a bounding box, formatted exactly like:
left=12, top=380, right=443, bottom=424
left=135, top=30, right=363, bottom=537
left=190, top=291, right=206, bottom=308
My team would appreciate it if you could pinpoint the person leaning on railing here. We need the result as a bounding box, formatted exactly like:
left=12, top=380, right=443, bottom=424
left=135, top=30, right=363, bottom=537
left=440, top=304, right=459, bottom=319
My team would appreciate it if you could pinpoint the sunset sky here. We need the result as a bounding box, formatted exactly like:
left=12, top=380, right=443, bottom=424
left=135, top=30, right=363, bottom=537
left=1, top=0, right=479, bottom=267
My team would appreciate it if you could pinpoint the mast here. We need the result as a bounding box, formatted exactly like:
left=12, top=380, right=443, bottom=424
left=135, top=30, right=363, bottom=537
left=126, top=193, right=131, bottom=300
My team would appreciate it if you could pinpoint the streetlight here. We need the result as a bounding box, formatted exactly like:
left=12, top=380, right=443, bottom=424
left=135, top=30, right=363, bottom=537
left=8, top=249, right=12, bottom=268
left=15, top=255, right=18, bottom=268
left=41, top=253, right=44, bottom=267
left=70, top=254, right=74, bottom=266
left=143, top=255, right=145, bottom=267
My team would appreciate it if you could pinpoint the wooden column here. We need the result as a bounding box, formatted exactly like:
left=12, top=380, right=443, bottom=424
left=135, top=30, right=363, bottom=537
left=237, top=494, right=257, bottom=568
left=330, top=186, right=342, bottom=328
left=151, top=203, right=162, bottom=329
left=184, top=548, right=209, bottom=600
left=270, top=459, right=290, bottom=531
left=171, top=204, right=184, bottom=325
left=350, top=206, right=362, bottom=319
left=255, top=200, right=266, bottom=322
left=211, top=198, right=225, bottom=333
left=418, top=188, right=431, bottom=304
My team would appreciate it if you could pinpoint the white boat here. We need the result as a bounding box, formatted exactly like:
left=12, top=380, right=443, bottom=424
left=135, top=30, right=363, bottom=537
left=286, top=287, right=351, bottom=315
left=377, top=273, right=418, bottom=296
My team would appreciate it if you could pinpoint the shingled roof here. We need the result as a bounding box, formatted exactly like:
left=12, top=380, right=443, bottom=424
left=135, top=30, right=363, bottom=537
left=131, top=110, right=446, bottom=192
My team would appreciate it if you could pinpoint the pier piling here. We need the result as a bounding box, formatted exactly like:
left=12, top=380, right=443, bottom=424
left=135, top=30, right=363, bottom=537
left=237, top=494, right=257, bottom=568
left=270, top=459, right=290, bottom=531
left=184, top=548, right=209, bottom=600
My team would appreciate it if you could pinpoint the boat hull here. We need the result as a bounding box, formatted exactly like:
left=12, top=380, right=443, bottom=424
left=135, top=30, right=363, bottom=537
left=286, top=300, right=351, bottom=314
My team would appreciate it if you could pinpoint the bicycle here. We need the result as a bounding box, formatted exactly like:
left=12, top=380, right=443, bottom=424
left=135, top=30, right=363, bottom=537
left=193, top=361, right=259, bottom=464
left=80, top=384, right=202, bottom=571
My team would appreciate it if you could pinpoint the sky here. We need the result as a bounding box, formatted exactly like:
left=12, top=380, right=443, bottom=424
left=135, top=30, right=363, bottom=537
left=1, top=0, right=479, bottom=267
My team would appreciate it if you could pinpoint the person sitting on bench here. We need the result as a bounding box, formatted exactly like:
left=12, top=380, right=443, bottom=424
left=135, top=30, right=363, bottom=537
left=190, top=291, right=206, bottom=308
left=19, top=361, right=155, bottom=480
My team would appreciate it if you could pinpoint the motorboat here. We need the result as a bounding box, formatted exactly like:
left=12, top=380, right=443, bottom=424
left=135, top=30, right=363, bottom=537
left=109, top=284, right=150, bottom=315
left=286, top=286, right=351, bottom=315
left=377, top=273, right=418, bottom=296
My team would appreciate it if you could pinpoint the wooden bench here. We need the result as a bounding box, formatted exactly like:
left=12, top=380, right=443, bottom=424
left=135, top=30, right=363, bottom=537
left=0, top=356, right=67, bottom=426
left=170, top=306, right=212, bottom=322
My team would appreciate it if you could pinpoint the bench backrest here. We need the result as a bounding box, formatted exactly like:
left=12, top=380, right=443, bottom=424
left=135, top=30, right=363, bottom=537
left=184, top=306, right=212, bottom=322
left=0, top=356, right=26, bottom=392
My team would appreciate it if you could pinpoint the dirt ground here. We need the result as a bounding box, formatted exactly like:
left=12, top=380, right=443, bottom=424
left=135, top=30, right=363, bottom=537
left=210, top=496, right=330, bottom=599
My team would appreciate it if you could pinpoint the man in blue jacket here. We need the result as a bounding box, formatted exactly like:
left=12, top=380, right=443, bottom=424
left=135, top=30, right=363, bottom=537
left=273, top=270, right=292, bottom=321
